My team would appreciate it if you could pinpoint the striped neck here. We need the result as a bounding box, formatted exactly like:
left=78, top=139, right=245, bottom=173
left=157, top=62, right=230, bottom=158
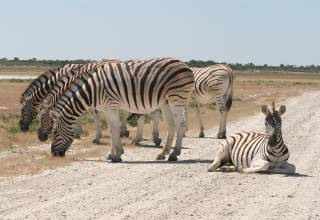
left=265, top=129, right=288, bottom=161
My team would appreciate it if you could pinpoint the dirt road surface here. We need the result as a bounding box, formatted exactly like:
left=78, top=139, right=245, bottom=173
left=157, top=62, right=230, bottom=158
left=1, top=91, right=320, bottom=220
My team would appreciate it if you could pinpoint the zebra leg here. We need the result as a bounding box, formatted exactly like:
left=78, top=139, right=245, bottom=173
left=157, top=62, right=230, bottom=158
left=132, top=116, right=144, bottom=145
left=120, top=110, right=130, bottom=138
left=268, top=162, right=296, bottom=174
left=105, top=109, right=124, bottom=163
left=220, top=165, right=237, bottom=172
left=168, top=105, right=187, bottom=161
left=185, top=103, right=189, bottom=135
left=92, top=110, right=102, bottom=144
left=238, top=160, right=270, bottom=174
left=156, top=104, right=175, bottom=160
left=151, top=111, right=161, bottom=147
left=216, top=110, right=227, bottom=139
left=207, top=145, right=228, bottom=172
left=195, top=103, right=205, bottom=138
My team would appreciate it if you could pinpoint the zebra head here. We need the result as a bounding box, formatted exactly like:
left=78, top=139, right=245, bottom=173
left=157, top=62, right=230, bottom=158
left=19, top=95, right=38, bottom=132
left=37, top=104, right=54, bottom=142
left=261, top=101, right=286, bottom=138
left=50, top=110, right=75, bottom=157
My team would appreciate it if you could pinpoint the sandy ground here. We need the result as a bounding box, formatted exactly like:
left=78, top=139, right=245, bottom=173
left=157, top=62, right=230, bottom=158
left=0, top=91, right=320, bottom=219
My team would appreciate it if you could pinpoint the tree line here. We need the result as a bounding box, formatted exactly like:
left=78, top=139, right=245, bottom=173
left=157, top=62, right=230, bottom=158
left=1, top=57, right=319, bottom=72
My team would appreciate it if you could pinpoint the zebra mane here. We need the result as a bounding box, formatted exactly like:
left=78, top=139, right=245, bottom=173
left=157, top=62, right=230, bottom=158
left=40, top=65, right=83, bottom=110
left=271, top=101, right=276, bottom=113
left=20, top=68, right=57, bottom=103
left=52, top=71, right=92, bottom=119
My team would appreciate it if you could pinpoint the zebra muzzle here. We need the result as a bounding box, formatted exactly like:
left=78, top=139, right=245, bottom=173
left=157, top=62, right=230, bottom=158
left=51, top=147, right=66, bottom=157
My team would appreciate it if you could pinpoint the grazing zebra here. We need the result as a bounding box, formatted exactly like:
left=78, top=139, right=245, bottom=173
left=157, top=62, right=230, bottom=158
left=37, top=60, right=129, bottom=142
left=187, top=64, right=235, bottom=139
left=19, top=64, right=81, bottom=132
left=50, top=58, right=194, bottom=162
left=207, top=101, right=296, bottom=174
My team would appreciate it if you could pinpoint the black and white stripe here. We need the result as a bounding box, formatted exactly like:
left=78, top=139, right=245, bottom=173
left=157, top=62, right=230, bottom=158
left=132, top=64, right=235, bottom=145
left=37, top=60, right=130, bottom=142
left=19, top=64, right=81, bottom=132
left=207, top=102, right=295, bottom=174
left=187, top=64, right=235, bottom=138
left=51, top=58, right=195, bottom=162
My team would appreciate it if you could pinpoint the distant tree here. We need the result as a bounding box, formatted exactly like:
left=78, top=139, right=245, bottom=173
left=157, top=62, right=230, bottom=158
left=13, top=57, right=19, bottom=61
left=1, top=57, right=8, bottom=61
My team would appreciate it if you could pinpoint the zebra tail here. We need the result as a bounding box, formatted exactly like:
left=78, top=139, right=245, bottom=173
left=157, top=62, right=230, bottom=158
left=225, top=70, right=235, bottom=112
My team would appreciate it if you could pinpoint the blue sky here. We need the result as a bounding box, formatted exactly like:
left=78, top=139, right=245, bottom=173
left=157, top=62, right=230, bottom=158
left=1, top=0, right=319, bottom=65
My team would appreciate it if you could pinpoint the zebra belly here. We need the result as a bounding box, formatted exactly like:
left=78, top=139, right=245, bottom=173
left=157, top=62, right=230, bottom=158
left=119, top=100, right=165, bottom=114
left=192, top=93, right=215, bottom=104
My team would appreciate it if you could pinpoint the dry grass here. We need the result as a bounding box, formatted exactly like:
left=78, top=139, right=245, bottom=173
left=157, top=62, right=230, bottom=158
left=0, top=66, right=48, bottom=76
left=0, top=70, right=320, bottom=176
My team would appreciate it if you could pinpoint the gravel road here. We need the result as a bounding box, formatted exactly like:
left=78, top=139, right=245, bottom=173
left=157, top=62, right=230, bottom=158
left=1, top=91, right=320, bottom=220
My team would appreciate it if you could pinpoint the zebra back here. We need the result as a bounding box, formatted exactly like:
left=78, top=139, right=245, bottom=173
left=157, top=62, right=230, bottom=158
left=190, top=64, right=233, bottom=98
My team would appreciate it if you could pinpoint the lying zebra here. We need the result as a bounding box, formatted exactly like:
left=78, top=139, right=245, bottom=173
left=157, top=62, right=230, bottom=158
left=207, top=101, right=296, bottom=174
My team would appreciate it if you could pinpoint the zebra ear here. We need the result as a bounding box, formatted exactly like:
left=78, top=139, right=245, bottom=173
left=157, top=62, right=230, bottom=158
left=261, top=105, right=270, bottom=115
left=279, top=105, right=286, bottom=115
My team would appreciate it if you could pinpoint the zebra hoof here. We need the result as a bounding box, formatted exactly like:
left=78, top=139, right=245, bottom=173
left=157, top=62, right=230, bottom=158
left=156, top=153, right=166, bottom=160
left=153, top=138, right=162, bottom=147
left=110, top=156, right=122, bottom=163
left=106, top=153, right=112, bottom=160
left=199, top=132, right=205, bottom=138
left=92, top=139, right=101, bottom=144
left=131, top=139, right=141, bottom=145
left=216, top=133, right=226, bottom=139
left=120, top=130, right=130, bottom=138
left=168, top=153, right=178, bottom=162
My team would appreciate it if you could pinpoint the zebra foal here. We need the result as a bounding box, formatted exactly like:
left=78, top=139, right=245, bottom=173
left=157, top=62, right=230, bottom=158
left=207, top=101, right=296, bottom=174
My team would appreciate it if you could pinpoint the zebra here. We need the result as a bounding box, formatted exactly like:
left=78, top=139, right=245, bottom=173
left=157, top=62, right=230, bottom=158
left=37, top=60, right=129, bottom=142
left=187, top=64, right=235, bottom=139
left=131, top=64, right=234, bottom=145
left=19, top=64, right=81, bottom=132
left=50, top=58, right=194, bottom=162
left=207, top=101, right=296, bottom=174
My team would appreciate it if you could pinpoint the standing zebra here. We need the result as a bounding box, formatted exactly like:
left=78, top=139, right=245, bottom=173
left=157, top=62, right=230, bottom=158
left=50, top=58, right=194, bottom=162
left=187, top=64, right=235, bottom=139
left=207, top=101, right=296, bottom=174
left=132, top=64, right=234, bottom=145
left=37, top=60, right=129, bottom=142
